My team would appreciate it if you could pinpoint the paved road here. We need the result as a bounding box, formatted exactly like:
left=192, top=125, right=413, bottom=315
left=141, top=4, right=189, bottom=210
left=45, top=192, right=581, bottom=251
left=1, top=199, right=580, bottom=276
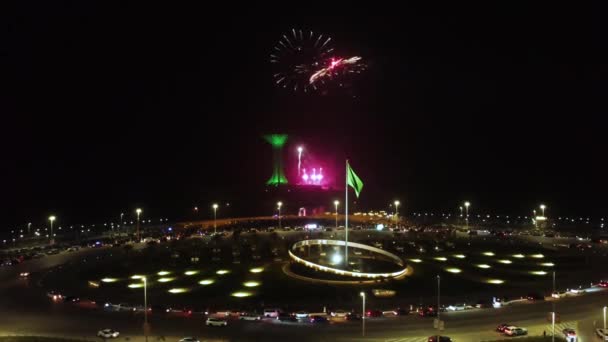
left=1, top=247, right=607, bottom=342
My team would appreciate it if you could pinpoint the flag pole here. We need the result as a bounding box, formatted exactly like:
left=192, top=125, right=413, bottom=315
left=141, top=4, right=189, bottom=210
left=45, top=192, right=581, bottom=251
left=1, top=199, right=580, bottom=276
left=345, top=159, right=349, bottom=265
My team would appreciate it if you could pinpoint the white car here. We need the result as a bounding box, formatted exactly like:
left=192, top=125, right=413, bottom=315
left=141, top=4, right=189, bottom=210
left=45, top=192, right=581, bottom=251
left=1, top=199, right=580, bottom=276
left=205, top=318, right=227, bottom=327
left=446, top=304, right=470, bottom=311
left=331, top=310, right=348, bottom=317
left=596, top=329, right=608, bottom=341
left=295, top=311, right=309, bottom=319
left=179, top=338, right=200, bottom=342
left=551, top=290, right=567, bottom=299
left=239, top=313, right=261, bottom=321
left=97, top=329, right=120, bottom=338
left=504, top=326, right=527, bottom=336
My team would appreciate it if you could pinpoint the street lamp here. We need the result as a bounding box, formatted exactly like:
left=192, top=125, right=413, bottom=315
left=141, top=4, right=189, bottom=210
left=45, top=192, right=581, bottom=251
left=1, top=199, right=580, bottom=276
left=334, top=200, right=339, bottom=229
left=120, top=213, right=124, bottom=228
left=459, top=206, right=463, bottom=217
left=360, top=292, right=366, bottom=337
left=603, top=306, right=607, bottom=331
left=142, top=276, right=148, bottom=342
left=394, top=200, right=400, bottom=217
left=540, top=204, right=546, bottom=217
left=212, top=204, right=218, bottom=234
left=27, top=222, right=32, bottom=235
left=135, top=208, right=142, bottom=242
left=464, top=202, right=470, bottom=227
left=297, top=146, right=303, bottom=177
left=48, top=216, right=56, bottom=242
left=277, top=201, right=283, bottom=230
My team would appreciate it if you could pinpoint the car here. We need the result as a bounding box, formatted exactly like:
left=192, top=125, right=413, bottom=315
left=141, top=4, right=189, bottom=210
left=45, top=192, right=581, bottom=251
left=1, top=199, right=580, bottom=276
left=427, top=336, right=452, bottom=342
left=393, top=308, right=410, bottom=316
left=46, top=291, right=63, bottom=301
left=418, top=308, right=438, bottom=317
left=179, top=338, right=200, bottom=342
left=562, top=328, right=576, bottom=339
left=19, top=272, right=29, bottom=278
left=345, top=312, right=361, bottom=321
left=526, top=293, right=545, bottom=301
left=504, top=326, right=527, bottom=336
left=366, top=310, right=383, bottom=317
left=263, top=308, right=280, bottom=318
left=446, top=303, right=469, bottom=311
left=496, top=323, right=511, bottom=332
left=294, top=311, right=309, bottom=319
left=116, top=303, right=134, bottom=311
left=596, top=328, right=608, bottom=341
left=598, top=281, right=608, bottom=288
left=205, top=318, right=227, bottom=327
left=331, top=310, right=349, bottom=317
left=97, top=329, right=120, bottom=338
left=552, top=290, right=567, bottom=299
left=309, top=315, right=328, bottom=323
left=568, top=288, right=585, bottom=295
left=239, top=313, right=261, bottom=321
left=277, top=313, right=297, bottom=322
left=63, top=296, right=80, bottom=303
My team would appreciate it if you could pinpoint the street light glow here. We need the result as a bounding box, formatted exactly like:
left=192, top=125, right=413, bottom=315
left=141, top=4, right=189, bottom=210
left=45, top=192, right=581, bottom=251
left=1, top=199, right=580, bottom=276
left=198, top=279, right=214, bottom=285
left=48, top=216, right=56, bottom=222
left=212, top=203, right=218, bottom=209
left=136, top=208, right=142, bottom=215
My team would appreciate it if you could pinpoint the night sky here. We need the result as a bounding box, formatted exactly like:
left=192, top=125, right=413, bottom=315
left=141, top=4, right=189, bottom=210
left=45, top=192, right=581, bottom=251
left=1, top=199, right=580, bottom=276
left=3, top=3, right=608, bottom=228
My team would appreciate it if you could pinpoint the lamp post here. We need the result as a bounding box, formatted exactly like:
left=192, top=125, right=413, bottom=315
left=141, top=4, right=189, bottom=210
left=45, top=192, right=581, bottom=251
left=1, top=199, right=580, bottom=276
left=136, top=208, right=142, bottom=242
left=459, top=206, right=463, bottom=217
left=277, top=202, right=283, bottom=230
left=552, top=271, right=556, bottom=342
left=394, top=200, right=400, bottom=218
left=464, top=202, right=470, bottom=227
left=297, top=146, right=303, bottom=177
left=27, top=222, right=32, bottom=235
left=142, top=276, right=148, bottom=342
left=437, top=274, right=441, bottom=341
left=120, top=213, right=124, bottom=228
left=48, top=216, right=56, bottom=242
left=360, top=292, right=366, bottom=337
left=603, top=306, right=606, bottom=331
left=334, top=200, right=339, bottom=229
left=540, top=204, right=546, bottom=217
left=212, top=204, right=218, bottom=234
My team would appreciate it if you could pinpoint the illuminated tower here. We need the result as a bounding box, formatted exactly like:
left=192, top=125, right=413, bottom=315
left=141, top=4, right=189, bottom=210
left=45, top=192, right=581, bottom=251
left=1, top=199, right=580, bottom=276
left=264, top=134, right=289, bottom=186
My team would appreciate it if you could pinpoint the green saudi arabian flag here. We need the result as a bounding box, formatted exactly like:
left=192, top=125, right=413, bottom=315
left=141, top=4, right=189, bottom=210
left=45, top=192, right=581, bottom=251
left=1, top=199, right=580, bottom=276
left=347, top=162, right=364, bottom=198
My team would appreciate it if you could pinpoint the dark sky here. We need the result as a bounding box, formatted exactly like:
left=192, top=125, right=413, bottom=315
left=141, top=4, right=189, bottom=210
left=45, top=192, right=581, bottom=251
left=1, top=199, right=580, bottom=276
left=3, top=3, right=608, bottom=228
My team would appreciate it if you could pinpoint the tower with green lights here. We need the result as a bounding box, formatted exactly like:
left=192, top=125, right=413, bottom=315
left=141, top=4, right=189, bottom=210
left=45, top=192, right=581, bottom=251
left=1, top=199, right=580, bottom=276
left=264, top=134, right=289, bottom=186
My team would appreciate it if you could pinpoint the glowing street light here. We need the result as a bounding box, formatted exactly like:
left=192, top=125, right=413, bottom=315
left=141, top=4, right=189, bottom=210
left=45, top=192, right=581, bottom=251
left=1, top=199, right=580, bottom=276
left=212, top=204, right=218, bottom=234
left=136, top=208, right=142, bottom=242
left=141, top=276, right=148, bottom=342
left=27, top=222, right=32, bottom=235
left=277, top=201, right=283, bottom=229
left=297, top=146, right=303, bottom=177
left=360, top=292, right=366, bottom=337
left=394, top=200, right=400, bottom=217
left=48, top=216, right=56, bottom=241
left=334, top=200, right=339, bottom=229
left=540, top=204, right=546, bottom=217
left=120, top=213, right=124, bottom=228
left=459, top=206, right=463, bottom=217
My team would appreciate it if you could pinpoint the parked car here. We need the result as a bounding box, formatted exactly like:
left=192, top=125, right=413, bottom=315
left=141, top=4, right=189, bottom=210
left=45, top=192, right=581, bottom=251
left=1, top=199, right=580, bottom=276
left=427, top=336, right=452, bottom=342
left=294, top=311, right=309, bottom=319
left=263, top=308, right=280, bottom=318
left=205, top=318, right=227, bottom=327
left=393, top=308, right=410, bottom=316
left=504, top=326, right=527, bottom=336
left=97, top=329, right=120, bottom=338
left=309, top=315, right=328, bottom=323
left=239, top=312, right=261, bottom=321
left=331, top=310, right=349, bottom=317
left=598, top=281, right=608, bottom=288
left=526, top=293, right=545, bottom=301
left=552, top=290, right=567, bottom=299
left=277, top=313, right=296, bottom=322
left=346, top=312, right=361, bottom=320
left=366, top=309, right=383, bottom=317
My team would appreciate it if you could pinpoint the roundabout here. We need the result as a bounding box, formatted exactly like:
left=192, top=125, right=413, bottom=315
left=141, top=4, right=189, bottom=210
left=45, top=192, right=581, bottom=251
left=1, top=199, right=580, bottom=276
left=287, top=239, right=411, bottom=284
